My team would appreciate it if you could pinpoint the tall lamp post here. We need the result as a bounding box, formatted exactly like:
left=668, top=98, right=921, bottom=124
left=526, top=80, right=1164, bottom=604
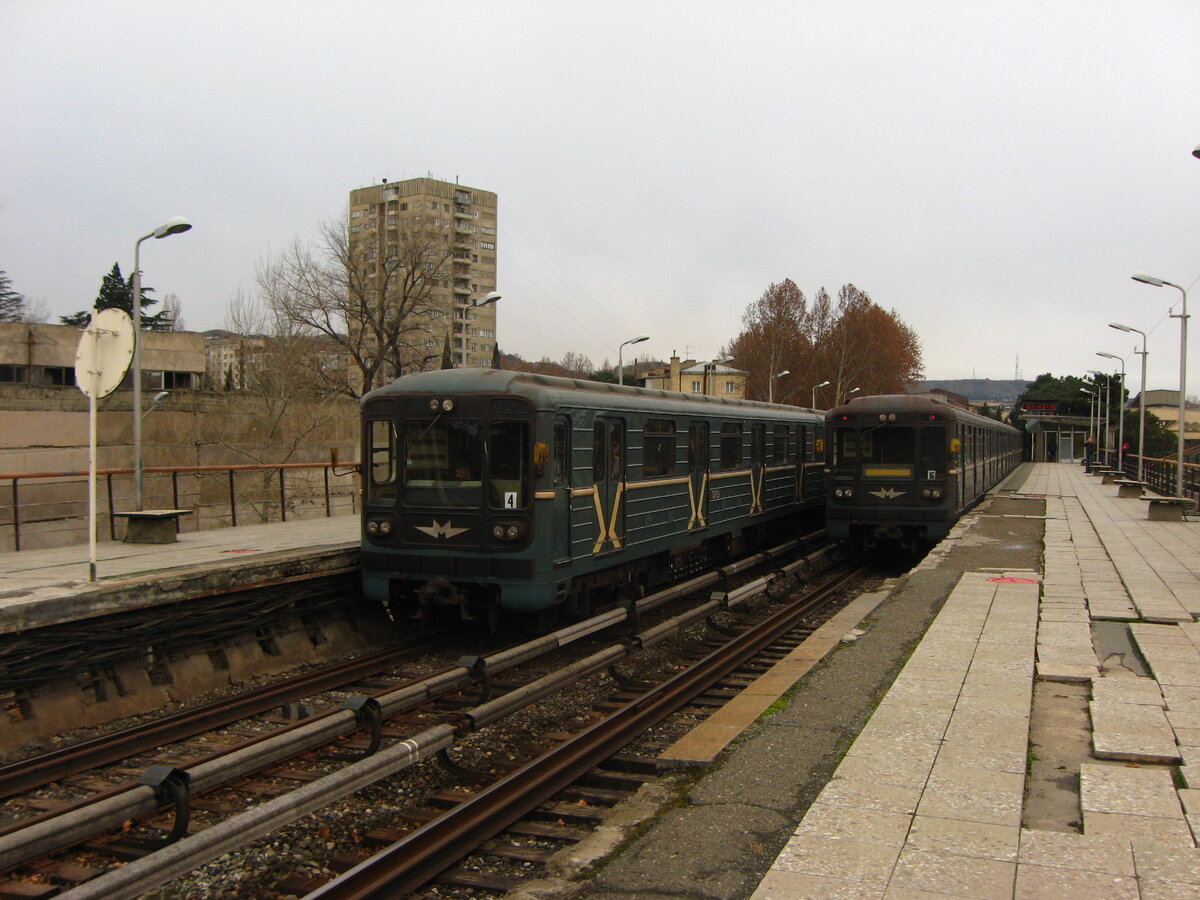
left=132, top=216, right=192, bottom=510
left=1088, top=370, right=1109, bottom=460
left=1110, top=322, right=1148, bottom=482
left=843, top=386, right=861, bottom=404
left=1132, top=273, right=1188, bottom=496
left=769, top=369, right=789, bottom=403
left=464, top=291, right=501, bottom=367
left=617, top=334, right=649, bottom=385
left=1080, top=387, right=1096, bottom=448
left=1097, top=352, right=1126, bottom=474
left=811, top=380, right=830, bottom=408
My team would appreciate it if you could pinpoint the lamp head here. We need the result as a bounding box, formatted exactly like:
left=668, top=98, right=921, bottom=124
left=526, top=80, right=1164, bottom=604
left=817, top=380, right=831, bottom=388
left=1132, top=272, right=1165, bottom=287
left=153, top=217, right=192, bottom=239
left=1096, top=352, right=1120, bottom=361
left=1109, top=322, right=1134, bottom=333
left=628, top=334, right=649, bottom=345
left=774, top=370, right=790, bottom=378
left=1193, top=142, right=1200, bottom=160
left=475, top=291, right=501, bottom=307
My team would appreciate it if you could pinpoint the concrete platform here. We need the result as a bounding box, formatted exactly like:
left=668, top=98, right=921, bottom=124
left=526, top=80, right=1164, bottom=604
left=0, top=515, right=359, bottom=633
left=747, top=462, right=1200, bottom=898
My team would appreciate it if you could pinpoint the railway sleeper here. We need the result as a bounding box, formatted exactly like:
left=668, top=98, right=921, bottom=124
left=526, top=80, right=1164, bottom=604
left=435, top=866, right=521, bottom=892
left=505, top=820, right=591, bottom=842
left=477, top=838, right=556, bottom=863
left=530, top=801, right=607, bottom=825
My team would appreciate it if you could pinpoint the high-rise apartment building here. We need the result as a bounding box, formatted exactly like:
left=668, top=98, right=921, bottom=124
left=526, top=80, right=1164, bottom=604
left=348, top=178, right=498, bottom=371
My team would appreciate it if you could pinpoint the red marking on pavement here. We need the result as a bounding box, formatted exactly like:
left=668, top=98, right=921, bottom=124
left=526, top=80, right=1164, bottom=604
left=221, top=549, right=263, bottom=554
left=989, top=577, right=1040, bottom=584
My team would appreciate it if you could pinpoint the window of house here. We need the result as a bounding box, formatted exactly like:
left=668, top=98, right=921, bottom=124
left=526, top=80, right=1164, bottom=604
left=691, top=380, right=702, bottom=392
left=725, top=382, right=737, bottom=394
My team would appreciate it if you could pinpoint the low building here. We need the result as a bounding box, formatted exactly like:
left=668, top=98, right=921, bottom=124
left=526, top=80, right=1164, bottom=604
left=638, top=356, right=746, bottom=398
left=0, top=321, right=205, bottom=390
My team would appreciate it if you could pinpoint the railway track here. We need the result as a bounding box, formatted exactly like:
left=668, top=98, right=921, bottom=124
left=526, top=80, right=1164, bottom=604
left=0, top=537, right=857, bottom=898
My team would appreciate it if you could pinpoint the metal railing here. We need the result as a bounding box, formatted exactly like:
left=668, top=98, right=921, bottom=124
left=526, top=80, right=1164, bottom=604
left=1101, top=451, right=1199, bottom=501
left=1, top=461, right=362, bottom=552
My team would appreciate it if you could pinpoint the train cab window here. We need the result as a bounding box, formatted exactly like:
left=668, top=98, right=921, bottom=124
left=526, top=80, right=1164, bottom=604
left=773, top=425, right=790, bottom=464
left=553, top=417, right=570, bottom=487
left=488, top=421, right=529, bottom=509
left=720, top=423, right=743, bottom=469
left=643, top=418, right=677, bottom=477
left=919, top=426, right=947, bottom=480
left=832, top=428, right=859, bottom=476
left=403, top=419, right=483, bottom=507
left=368, top=420, right=397, bottom=502
left=863, top=427, right=915, bottom=477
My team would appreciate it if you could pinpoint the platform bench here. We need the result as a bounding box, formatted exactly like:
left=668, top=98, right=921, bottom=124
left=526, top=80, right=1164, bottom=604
left=1114, top=480, right=1146, bottom=499
left=1145, top=497, right=1197, bottom=522
left=1098, top=470, right=1123, bottom=484
left=113, top=509, right=193, bottom=543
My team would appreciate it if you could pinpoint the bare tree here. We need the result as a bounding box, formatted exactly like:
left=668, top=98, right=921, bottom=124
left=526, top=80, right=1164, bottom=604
left=560, top=351, right=594, bottom=378
left=161, top=293, right=185, bottom=331
left=257, top=216, right=453, bottom=397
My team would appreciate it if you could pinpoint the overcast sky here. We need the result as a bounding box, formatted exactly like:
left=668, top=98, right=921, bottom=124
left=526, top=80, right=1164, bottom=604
left=4, top=1, right=1199, bottom=393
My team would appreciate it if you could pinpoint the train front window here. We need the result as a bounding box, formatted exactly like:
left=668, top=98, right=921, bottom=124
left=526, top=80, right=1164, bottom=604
left=368, top=420, right=397, bottom=502
left=402, top=419, right=483, bottom=507
left=919, top=426, right=947, bottom=480
left=862, top=426, right=915, bottom=478
left=489, top=421, right=529, bottom=509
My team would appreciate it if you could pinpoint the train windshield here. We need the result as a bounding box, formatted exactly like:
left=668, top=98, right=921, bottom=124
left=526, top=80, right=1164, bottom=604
left=403, top=419, right=484, bottom=507
left=833, top=426, right=916, bottom=478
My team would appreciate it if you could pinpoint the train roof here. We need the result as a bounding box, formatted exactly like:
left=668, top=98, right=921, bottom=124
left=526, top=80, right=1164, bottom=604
left=363, top=367, right=823, bottom=421
left=826, top=393, right=1019, bottom=432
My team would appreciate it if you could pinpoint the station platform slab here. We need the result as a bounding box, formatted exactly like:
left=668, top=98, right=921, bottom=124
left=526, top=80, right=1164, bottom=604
left=748, top=462, right=1200, bottom=899
left=0, top=515, right=359, bottom=634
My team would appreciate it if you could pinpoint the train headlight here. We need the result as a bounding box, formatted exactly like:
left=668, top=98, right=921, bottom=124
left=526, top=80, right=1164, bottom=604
left=505, top=524, right=520, bottom=540
left=429, top=398, right=440, bottom=411
left=931, top=488, right=942, bottom=499
left=490, top=520, right=528, bottom=542
left=379, top=520, right=393, bottom=535
left=442, top=399, right=455, bottom=412
left=492, top=524, right=506, bottom=540
left=366, top=521, right=379, bottom=534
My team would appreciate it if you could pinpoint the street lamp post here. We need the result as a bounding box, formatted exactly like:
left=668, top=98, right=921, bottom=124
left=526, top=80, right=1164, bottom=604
left=811, top=380, right=830, bottom=408
left=463, top=291, right=501, bottom=367
left=1088, top=370, right=1109, bottom=461
left=1132, top=273, right=1188, bottom=496
left=769, top=369, right=789, bottom=404
left=843, top=386, right=861, bottom=404
left=618, top=334, right=649, bottom=385
left=132, top=217, right=191, bottom=510
left=1097, top=352, right=1126, bottom=474
left=1110, top=322, right=1148, bottom=481
left=1080, top=387, right=1095, bottom=452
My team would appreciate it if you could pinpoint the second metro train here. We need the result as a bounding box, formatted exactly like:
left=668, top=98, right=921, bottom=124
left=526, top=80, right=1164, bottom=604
left=825, top=394, right=1022, bottom=549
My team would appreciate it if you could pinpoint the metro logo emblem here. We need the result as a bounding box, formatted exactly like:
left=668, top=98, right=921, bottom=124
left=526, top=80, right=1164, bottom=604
left=415, top=520, right=469, bottom=540
left=869, top=487, right=907, bottom=500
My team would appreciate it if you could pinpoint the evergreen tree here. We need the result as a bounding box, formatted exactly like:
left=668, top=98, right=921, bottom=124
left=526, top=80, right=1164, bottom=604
left=0, top=270, right=24, bottom=322
left=60, top=263, right=172, bottom=330
left=491, top=343, right=501, bottom=370
left=441, top=334, right=453, bottom=369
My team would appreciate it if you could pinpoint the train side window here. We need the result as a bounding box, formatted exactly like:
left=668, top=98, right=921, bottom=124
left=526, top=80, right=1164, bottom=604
left=553, top=417, right=570, bottom=487
left=593, top=423, right=605, bottom=483
left=919, top=426, right=946, bottom=480
left=720, top=423, right=743, bottom=469
left=368, top=420, right=397, bottom=502
left=773, top=425, right=790, bottom=464
left=643, top=418, right=677, bottom=477
left=689, top=423, right=709, bottom=473
left=609, top=421, right=624, bottom=481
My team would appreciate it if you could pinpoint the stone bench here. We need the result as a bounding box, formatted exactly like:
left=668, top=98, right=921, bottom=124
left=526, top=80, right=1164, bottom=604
left=1114, top=479, right=1146, bottom=499
left=1145, top=497, right=1197, bottom=522
left=112, top=509, right=193, bottom=543
left=1098, top=470, right=1123, bottom=484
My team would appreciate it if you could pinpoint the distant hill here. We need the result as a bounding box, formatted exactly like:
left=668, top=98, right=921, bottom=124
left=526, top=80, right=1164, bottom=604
left=916, top=379, right=1029, bottom=404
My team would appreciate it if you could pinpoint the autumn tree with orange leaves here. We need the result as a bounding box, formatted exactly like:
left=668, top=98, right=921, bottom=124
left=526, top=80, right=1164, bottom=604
left=725, top=281, right=922, bottom=407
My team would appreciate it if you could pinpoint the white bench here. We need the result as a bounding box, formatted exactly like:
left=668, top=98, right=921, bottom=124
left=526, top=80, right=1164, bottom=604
left=1145, top=497, right=1197, bottom=522
left=1114, top=479, right=1146, bottom=499
left=113, top=509, right=193, bottom=543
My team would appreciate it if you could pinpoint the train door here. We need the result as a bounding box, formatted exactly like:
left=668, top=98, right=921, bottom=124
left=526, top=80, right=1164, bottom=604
left=955, top=424, right=965, bottom=510
left=795, top=424, right=810, bottom=502
left=688, top=422, right=710, bottom=530
left=591, top=417, right=625, bottom=554
left=552, top=415, right=571, bottom=562
left=750, top=424, right=766, bottom=514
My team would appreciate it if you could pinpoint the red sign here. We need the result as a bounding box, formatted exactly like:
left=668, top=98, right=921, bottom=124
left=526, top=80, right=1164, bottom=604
left=1022, top=402, right=1057, bottom=412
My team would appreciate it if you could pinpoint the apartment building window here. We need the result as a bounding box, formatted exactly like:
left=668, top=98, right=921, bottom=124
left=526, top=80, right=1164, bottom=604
left=691, top=380, right=701, bottom=392
left=481, top=241, right=495, bottom=250
left=401, top=203, right=408, bottom=210
left=429, top=201, right=437, bottom=209
left=725, top=382, right=737, bottom=394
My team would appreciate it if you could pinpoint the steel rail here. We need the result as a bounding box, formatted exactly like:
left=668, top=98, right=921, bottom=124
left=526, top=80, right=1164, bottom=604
left=0, top=641, right=432, bottom=802
left=306, top=566, right=861, bottom=899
